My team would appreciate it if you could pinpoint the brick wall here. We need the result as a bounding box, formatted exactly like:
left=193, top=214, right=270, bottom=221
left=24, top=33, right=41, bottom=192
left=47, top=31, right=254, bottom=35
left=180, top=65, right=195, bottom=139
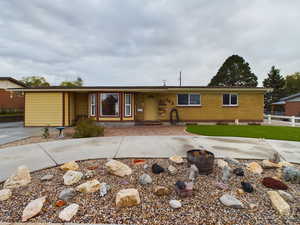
left=285, top=101, right=300, bottom=116
left=0, top=89, right=24, bottom=111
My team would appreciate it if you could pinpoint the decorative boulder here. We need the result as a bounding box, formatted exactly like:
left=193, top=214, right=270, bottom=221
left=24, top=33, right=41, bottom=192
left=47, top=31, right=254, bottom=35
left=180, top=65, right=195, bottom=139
left=139, top=174, right=152, bottom=185
left=216, top=159, right=228, bottom=169
left=175, top=181, right=193, bottom=197
left=0, top=189, right=12, bottom=201
left=188, top=164, right=199, bottom=181
left=267, top=191, right=290, bottom=216
left=151, top=163, right=165, bottom=174
left=116, top=188, right=140, bottom=208
left=241, top=182, right=254, bottom=193
left=168, top=165, right=177, bottom=175
left=75, top=179, right=100, bottom=193
left=99, top=183, right=110, bottom=197
left=262, top=177, right=288, bottom=190
left=22, top=196, right=46, bottom=222
left=283, top=166, right=300, bottom=184
left=4, top=165, right=31, bottom=189
left=219, top=194, right=244, bottom=209
left=59, top=203, right=79, bottom=221
left=169, top=200, right=182, bottom=209
left=60, top=161, right=79, bottom=171
left=247, top=162, right=263, bottom=175
left=153, top=186, right=170, bottom=196
left=105, top=160, right=132, bottom=177
left=40, top=174, right=54, bottom=181
left=169, top=155, right=184, bottom=164
left=233, top=168, right=244, bottom=176
left=63, top=170, right=83, bottom=185
left=221, top=166, right=231, bottom=182
left=59, top=188, right=77, bottom=201
left=262, top=160, right=280, bottom=169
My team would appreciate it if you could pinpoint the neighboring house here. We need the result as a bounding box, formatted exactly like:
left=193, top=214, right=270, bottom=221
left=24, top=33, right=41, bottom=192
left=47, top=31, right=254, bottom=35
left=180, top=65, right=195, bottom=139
left=0, top=77, right=26, bottom=113
left=10, top=86, right=269, bottom=127
left=272, top=93, right=300, bottom=116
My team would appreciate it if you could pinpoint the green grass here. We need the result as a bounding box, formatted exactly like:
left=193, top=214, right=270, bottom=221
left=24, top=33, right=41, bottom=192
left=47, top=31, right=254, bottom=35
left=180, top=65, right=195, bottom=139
left=186, top=125, right=300, bottom=141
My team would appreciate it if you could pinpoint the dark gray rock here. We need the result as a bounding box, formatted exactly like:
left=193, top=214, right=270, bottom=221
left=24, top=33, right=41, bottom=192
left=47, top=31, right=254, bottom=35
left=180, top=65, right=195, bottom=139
left=139, top=174, right=152, bottom=185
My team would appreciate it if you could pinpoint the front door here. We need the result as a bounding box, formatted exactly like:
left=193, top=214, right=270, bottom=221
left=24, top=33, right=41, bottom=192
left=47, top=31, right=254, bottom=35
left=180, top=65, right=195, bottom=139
left=144, top=94, right=159, bottom=121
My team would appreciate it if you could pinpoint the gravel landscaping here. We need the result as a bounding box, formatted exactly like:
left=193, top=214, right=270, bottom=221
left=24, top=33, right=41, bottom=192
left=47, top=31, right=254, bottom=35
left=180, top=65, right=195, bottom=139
left=0, top=157, right=299, bottom=225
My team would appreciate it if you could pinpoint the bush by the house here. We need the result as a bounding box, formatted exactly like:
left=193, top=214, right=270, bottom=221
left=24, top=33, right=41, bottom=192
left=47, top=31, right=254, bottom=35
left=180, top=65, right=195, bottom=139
left=73, top=118, right=104, bottom=138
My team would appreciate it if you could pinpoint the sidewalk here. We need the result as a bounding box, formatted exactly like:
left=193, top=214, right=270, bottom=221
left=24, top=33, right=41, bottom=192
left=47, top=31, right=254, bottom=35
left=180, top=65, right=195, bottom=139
left=0, top=135, right=300, bottom=182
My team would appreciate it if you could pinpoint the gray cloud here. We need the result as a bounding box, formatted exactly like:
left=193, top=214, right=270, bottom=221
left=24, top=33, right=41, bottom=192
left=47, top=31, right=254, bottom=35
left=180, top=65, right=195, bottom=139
left=0, top=0, right=299, bottom=86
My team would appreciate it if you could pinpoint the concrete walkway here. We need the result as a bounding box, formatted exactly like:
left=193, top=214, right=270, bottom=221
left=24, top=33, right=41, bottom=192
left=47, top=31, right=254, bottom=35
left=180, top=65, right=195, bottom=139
left=0, top=135, right=300, bottom=182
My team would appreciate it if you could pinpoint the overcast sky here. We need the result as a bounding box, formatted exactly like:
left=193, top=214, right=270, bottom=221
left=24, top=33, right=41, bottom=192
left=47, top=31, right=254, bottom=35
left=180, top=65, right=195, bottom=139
left=0, top=0, right=299, bottom=86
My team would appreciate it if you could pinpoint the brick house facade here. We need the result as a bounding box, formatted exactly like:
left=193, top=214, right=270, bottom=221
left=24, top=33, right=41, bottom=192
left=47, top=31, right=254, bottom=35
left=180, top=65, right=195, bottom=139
left=272, top=93, right=300, bottom=116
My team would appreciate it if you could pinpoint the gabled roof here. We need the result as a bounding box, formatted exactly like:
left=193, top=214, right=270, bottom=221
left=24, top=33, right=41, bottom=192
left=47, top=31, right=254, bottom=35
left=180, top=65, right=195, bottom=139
left=280, top=92, right=300, bottom=101
left=0, top=77, right=27, bottom=87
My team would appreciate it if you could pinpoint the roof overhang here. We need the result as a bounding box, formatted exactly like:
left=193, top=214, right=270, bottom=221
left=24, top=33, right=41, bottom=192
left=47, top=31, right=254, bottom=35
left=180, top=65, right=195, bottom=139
left=272, top=101, right=286, bottom=105
left=9, top=86, right=272, bottom=93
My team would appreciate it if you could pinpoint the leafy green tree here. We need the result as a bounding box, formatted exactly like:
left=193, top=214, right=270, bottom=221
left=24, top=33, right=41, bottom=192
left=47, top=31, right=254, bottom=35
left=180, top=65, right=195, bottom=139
left=21, top=76, right=50, bottom=87
left=285, top=72, right=300, bottom=95
left=263, top=66, right=286, bottom=112
left=60, top=77, right=83, bottom=87
left=208, top=55, right=258, bottom=87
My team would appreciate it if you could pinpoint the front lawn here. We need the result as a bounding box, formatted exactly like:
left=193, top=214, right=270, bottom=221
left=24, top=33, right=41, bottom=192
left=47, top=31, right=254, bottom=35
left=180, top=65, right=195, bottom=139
left=186, top=124, right=300, bottom=141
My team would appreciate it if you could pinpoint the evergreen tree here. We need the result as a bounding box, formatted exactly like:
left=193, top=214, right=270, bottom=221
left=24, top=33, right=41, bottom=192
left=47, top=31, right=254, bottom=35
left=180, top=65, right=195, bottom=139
left=263, top=66, right=286, bottom=112
left=208, top=55, right=258, bottom=87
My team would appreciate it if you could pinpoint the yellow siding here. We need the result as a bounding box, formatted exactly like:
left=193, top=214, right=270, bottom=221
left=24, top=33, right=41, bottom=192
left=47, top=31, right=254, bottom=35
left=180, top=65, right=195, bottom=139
left=75, top=93, right=88, bottom=117
left=64, top=93, right=69, bottom=126
left=25, top=92, right=63, bottom=126
left=152, top=92, right=264, bottom=122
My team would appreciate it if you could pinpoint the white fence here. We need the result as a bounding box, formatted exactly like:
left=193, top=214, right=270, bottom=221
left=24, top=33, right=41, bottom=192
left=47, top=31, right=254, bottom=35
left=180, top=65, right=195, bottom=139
left=264, top=114, right=300, bottom=127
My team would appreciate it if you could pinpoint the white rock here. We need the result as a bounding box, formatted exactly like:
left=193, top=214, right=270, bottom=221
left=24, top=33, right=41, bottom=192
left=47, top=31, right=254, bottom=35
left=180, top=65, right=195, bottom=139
left=247, top=162, right=263, bottom=175
left=168, top=165, right=177, bottom=175
left=58, top=203, right=79, bottom=221
left=217, top=159, right=229, bottom=169
left=105, top=160, right=132, bottom=177
left=22, top=196, right=46, bottom=222
left=219, top=194, right=244, bottom=209
left=169, top=155, right=184, bottom=164
left=99, top=183, right=110, bottom=197
left=59, top=188, right=76, bottom=201
left=63, top=170, right=83, bottom=185
left=169, top=200, right=182, bottom=209
left=262, top=160, right=280, bottom=169
left=0, top=189, right=12, bottom=201
left=278, top=190, right=294, bottom=203
left=75, top=179, right=100, bottom=193
left=60, top=161, right=79, bottom=171
left=139, top=174, right=152, bottom=185
left=267, top=191, right=290, bottom=216
left=116, top=188, right=140, bottom=207
left=40, top=174, right=54, bottom=181
left=4, top=165, right=31, bottom=189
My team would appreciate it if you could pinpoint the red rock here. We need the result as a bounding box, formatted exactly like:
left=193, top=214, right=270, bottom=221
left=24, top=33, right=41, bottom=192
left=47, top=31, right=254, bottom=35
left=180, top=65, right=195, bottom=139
left=262, top=177, right=288, bottom=190
left=87, top=166, right=98, bottom=170
left=133, top=159, right=146, bottom=165
left=55, top=200, right=66, bottom=207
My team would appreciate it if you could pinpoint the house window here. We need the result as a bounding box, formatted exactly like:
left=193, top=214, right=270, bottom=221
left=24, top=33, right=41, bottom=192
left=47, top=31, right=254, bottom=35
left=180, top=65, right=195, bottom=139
left=100, top=93, right=119, bottom=116
left=223, top=93, right=238, bottom=106
left=124, top=93, right=132, bottom=117
left=177, top=94, right=201, bottom=106
left=90, top=94, right=96, bottom=116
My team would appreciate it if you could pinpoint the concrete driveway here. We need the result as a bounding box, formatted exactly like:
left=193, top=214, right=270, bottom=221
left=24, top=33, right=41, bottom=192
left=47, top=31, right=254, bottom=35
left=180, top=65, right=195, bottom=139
left=0, top=135, right=299, bottom=182
left=0, top=122, right=42, bottom=145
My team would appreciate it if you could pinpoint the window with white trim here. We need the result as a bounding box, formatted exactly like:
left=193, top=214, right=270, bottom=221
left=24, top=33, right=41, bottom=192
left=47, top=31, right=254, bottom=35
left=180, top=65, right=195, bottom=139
left=90, top=94, right=96, bottom=116
left=223, top=93, right=238, bottom=106
left=100, top=93, right=119, bottom=116
left=177, top=94, right=201, bottom=106
left=124, top=93, right=132, bottom=117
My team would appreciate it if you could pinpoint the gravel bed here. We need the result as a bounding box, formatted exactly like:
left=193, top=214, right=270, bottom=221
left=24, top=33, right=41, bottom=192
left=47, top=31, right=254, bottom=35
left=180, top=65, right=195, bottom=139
left=0, top=158, right=299, bottom=225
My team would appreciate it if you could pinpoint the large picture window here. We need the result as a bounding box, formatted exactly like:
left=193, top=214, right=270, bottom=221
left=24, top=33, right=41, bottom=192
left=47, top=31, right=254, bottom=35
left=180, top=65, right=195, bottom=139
left=100, top=93, right=119, bottom=116
left=89, top=94, right=96, bottom=116
left=124, top=93, right=132, bottom=117
left=223, top=93, right=238, bottom=106
left=177, top=94, right=201, bottom=106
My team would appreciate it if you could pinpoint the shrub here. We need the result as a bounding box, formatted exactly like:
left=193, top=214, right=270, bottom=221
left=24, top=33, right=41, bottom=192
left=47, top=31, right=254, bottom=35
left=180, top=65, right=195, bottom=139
left=42, top=127, right=50, bottom=139
left=73, top=118, right=104, bottom=138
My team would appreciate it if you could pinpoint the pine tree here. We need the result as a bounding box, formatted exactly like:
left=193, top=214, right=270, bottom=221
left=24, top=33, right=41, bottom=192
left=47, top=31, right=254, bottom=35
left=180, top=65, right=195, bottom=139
left=263, top=66, right=286, bottom=112
left=208, top=55, right=258, bottom=87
